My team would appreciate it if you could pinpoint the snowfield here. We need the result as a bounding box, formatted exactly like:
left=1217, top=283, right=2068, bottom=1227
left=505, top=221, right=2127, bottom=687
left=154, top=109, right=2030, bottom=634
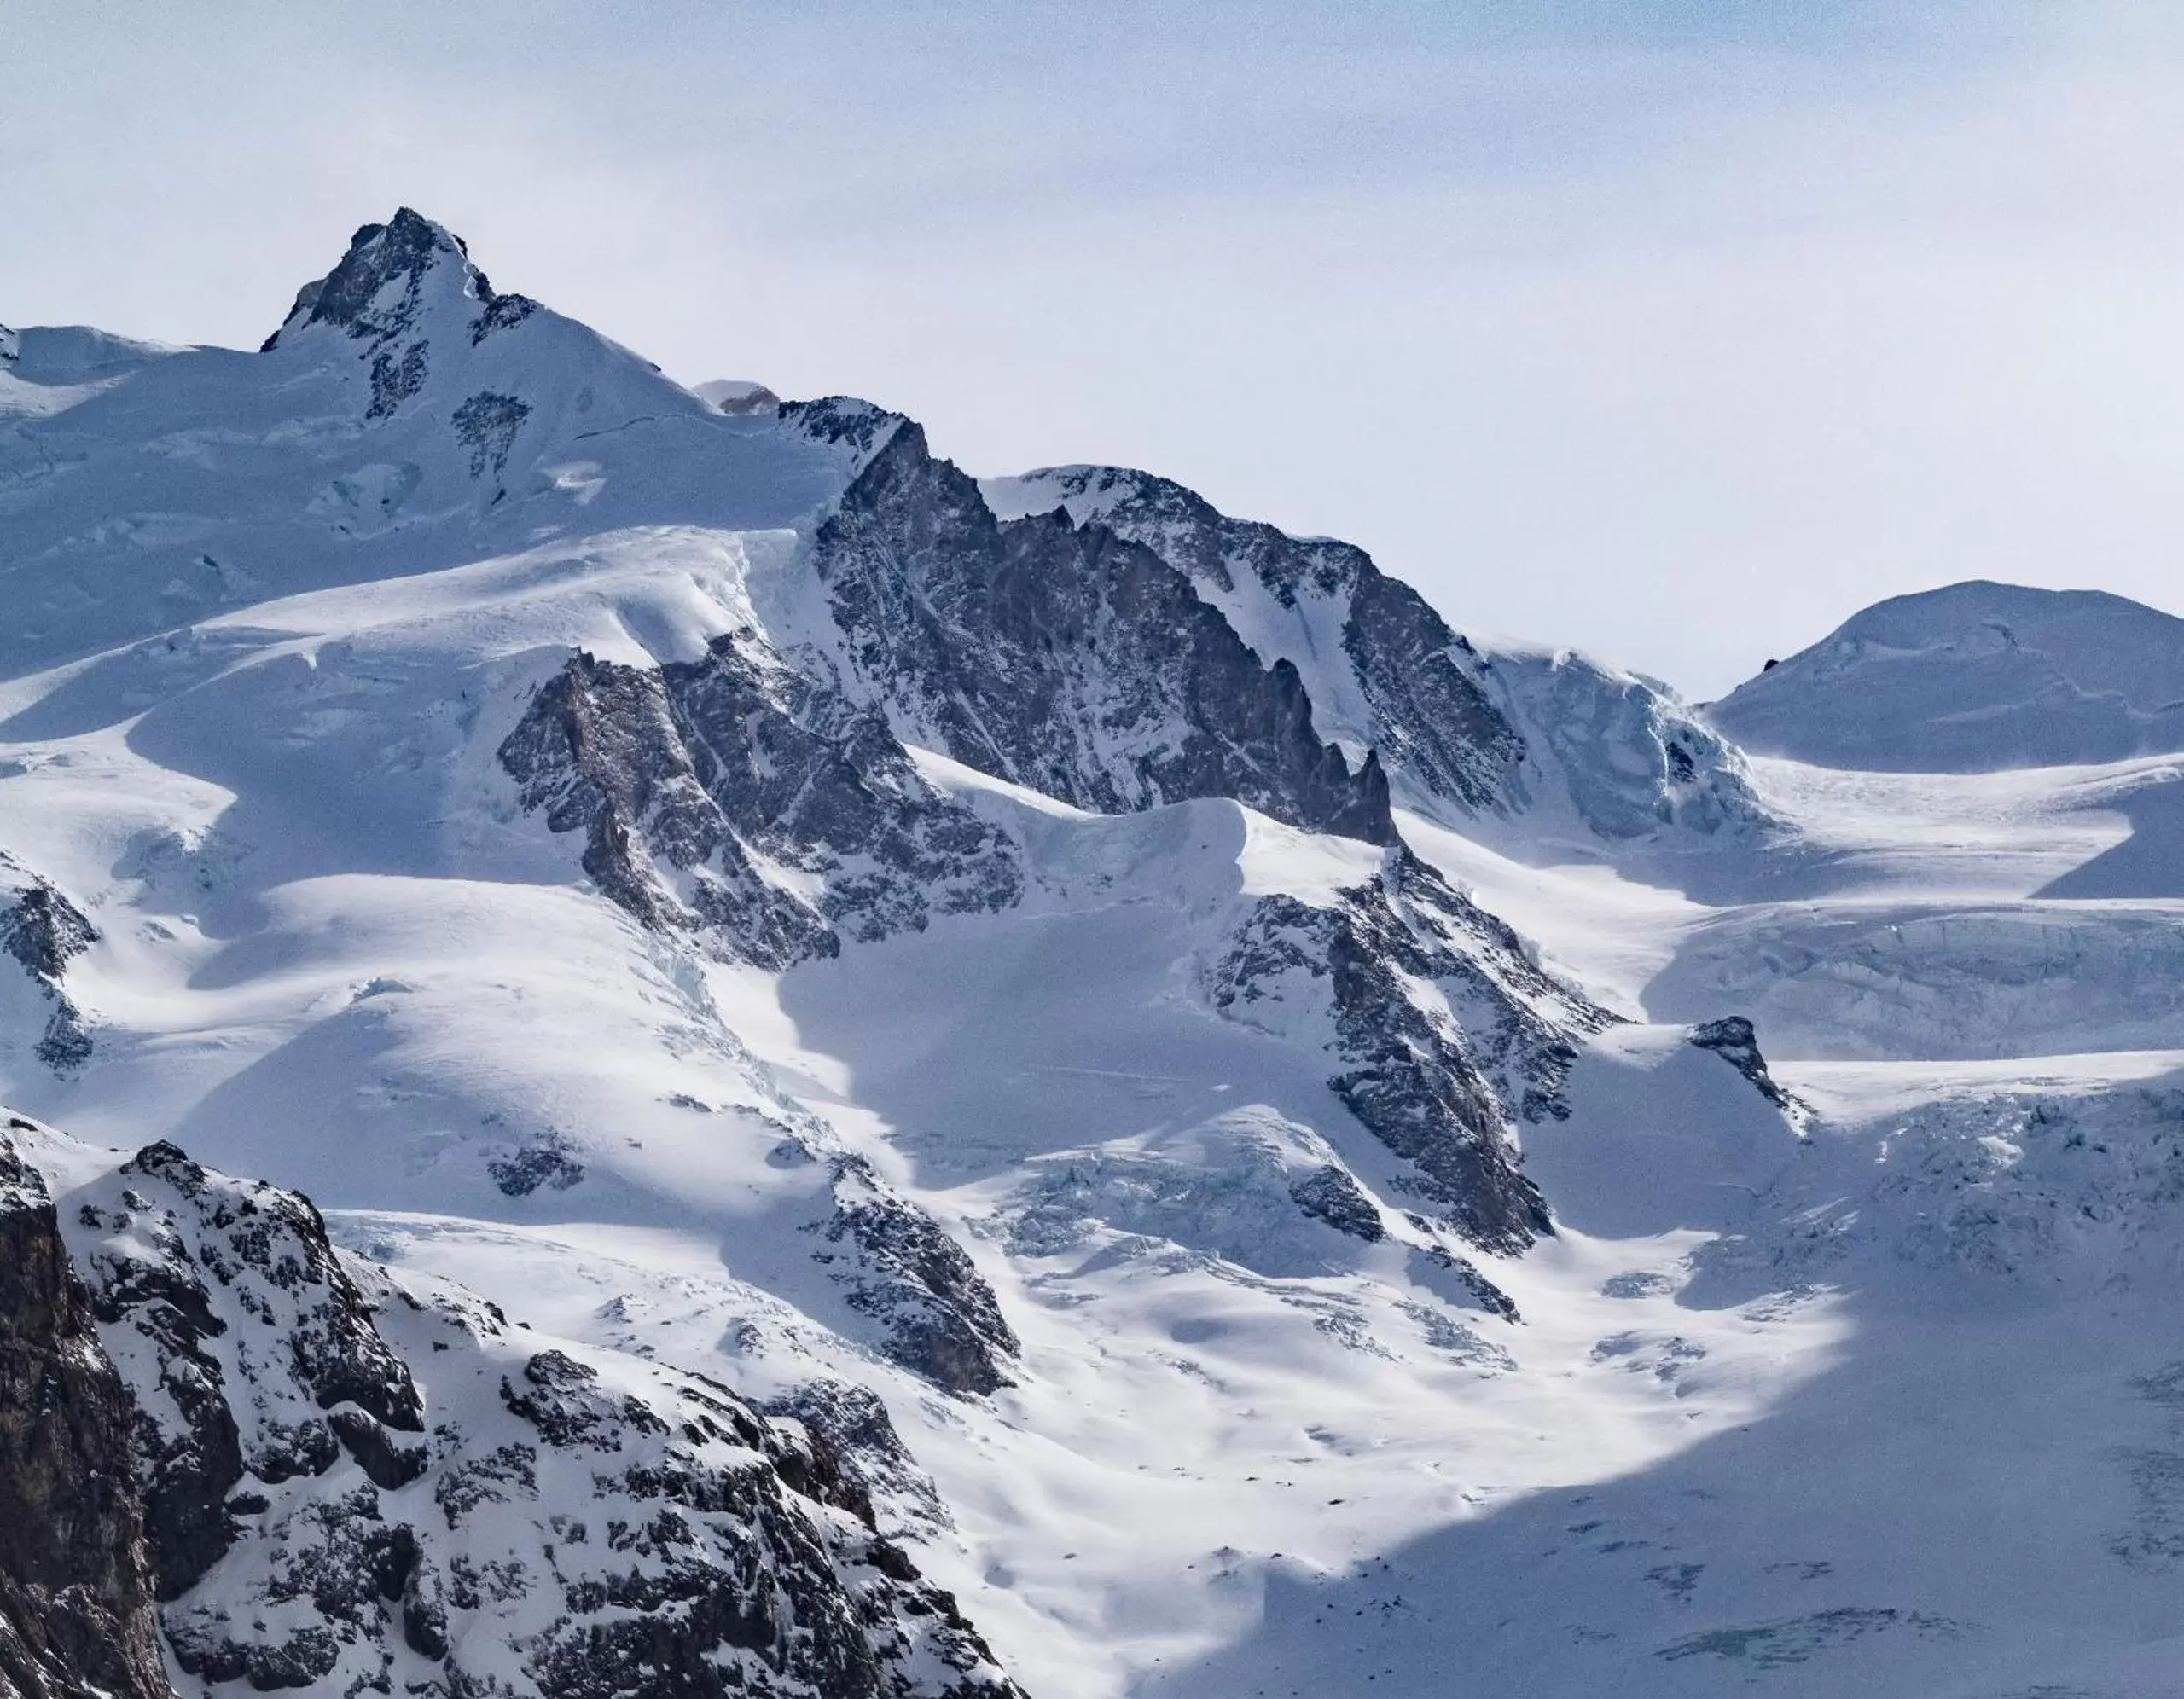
left=5, top=211, right=2184, bottom=1698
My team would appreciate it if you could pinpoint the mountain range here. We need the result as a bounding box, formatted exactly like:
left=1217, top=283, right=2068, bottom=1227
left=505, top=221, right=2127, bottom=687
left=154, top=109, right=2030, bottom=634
left=4, top=209, right=2184, bottom=1699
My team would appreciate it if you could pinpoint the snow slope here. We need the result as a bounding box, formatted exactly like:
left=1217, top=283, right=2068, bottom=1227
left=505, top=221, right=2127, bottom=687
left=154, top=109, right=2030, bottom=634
left=1708, top=579, right=2184, bottom=771
left=7, top=211, right=2184, bottom=1699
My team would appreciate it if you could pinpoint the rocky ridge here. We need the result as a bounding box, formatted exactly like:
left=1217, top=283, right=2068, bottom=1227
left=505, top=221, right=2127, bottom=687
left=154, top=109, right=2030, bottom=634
left=1204, top=850, right=1613, bottom=1254
left=799, top=427, right=1395, bottom=847
left=986, top=465, right=1772, bottom=845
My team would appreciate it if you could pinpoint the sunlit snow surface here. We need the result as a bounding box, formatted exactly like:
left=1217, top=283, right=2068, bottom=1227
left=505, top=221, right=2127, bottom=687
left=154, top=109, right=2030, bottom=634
left=8, top=290, right=2184, bottom=1694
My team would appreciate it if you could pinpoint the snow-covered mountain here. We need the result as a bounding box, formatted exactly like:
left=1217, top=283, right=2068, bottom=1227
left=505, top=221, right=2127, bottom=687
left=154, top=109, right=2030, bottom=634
left=6, top=210, right=2184, bottom=1698
left=1707, top=579, right=2184, bottom=771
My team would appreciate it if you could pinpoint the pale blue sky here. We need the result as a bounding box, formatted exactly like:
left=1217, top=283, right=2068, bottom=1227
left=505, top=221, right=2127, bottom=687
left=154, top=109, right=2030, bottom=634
left=7, top=1, right=2181, bottom=695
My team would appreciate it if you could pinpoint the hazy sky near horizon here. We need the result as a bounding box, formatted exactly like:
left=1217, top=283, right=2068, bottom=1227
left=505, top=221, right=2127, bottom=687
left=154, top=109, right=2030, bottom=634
left=8, top=1, right=2183, bottom=697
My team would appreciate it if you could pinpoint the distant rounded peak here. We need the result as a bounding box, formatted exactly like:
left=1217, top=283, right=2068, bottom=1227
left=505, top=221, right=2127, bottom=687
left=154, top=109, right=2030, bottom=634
left=691, top=378, right=781, bottom=415
left=1741, top=580, right=2184, bottom=695
left=1710, top=578, right=2184, bottom=771
left=0, top=322, right=17, bottom=362
left=1815, top=578, right=2179, bottom=661
left=264, top=206, right=526, bottom=352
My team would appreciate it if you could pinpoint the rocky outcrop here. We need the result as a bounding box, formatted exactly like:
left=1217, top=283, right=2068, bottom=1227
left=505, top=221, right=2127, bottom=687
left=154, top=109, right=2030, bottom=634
left=1345, top=571, right=1530, bottom=811
left=1689, top=1016, right=1800, bottom=1116
left=499, top=650, right=834, bottom=965
left=758, top=1379, right=951, bottom=1537
left=1205, top=852, right=1613, bottom=1253
left=73, top=1139, right=423, bottom=1608
left=664, top=633, right=1024, bottom=944
left=1287, top=1163, right=1388, bottom=1243
left=450, top=390, right=530, bottom=479
left=808, top=427, right=1395, bottom=846
left=813, top=1157, right=1021, bottom=1398
left=1, top=865, right=97, bottom=1076
left=0, top=1125, right=171, bottom=1699
left=498, top=633, right=1021, bottom=967
left=0, top=1121, right=1025, bottom=1699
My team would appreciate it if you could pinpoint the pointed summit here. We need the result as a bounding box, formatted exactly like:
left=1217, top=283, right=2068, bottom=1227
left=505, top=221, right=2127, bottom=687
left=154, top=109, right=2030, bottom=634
left=262, top=207, right=535, bottom=353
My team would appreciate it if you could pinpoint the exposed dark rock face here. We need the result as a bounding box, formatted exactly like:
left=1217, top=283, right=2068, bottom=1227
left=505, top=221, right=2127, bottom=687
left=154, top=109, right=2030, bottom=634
left=809, top=426, right=1395, bottom=845
left=485, top=1133, right=588, bottom=1197
left=0, top=1129, right=172, bottom=1699
left=779, top=396, right=909, bottom=475
left=813, top=1157, right=1021, bottom=1398
left=668, top=633, right=1025, bottom=942
left=1344, top=571, right=1529, bottom=811
left=498, top=635, right=1021, bottom=968
left=0, top=878, right=95, bottom=990
left=1206, top=852, right=1613, bottom=1253
left=261, top=209, right=544, bottom=455
left=499, top=650, right=832, bottom=965
left=997, top=464, right=1775, bottom=842
left=286, top=207, right=463, bottom=344
left=450, top=390, right=530, bottom=478
left=1, top=867, right=98, bottom=1076
left=265, top=206, right=529, bottom=356
left=758, top=1379, right=951, bottom=1537
left=1690, top=1015, right=1800, bottom=1115
left=1003, top=465, right=1525, bottom=813
left=367, top=339, right=429, bottom=420
left=0, top=1121, right=1025, bottom=1699
left=1288, top=1164, right=1387, bottom=1243
left=469, top=290, right=538, bottom=344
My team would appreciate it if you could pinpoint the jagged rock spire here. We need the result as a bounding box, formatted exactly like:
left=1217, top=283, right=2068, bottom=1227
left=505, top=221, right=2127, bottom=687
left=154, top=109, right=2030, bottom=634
left=261, top=207, right=531, bottom=353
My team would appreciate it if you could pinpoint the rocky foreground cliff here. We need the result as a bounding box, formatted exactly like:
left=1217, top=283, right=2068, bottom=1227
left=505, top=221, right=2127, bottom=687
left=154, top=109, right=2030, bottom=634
left=0, top=1114, right=1021, bottom=1699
